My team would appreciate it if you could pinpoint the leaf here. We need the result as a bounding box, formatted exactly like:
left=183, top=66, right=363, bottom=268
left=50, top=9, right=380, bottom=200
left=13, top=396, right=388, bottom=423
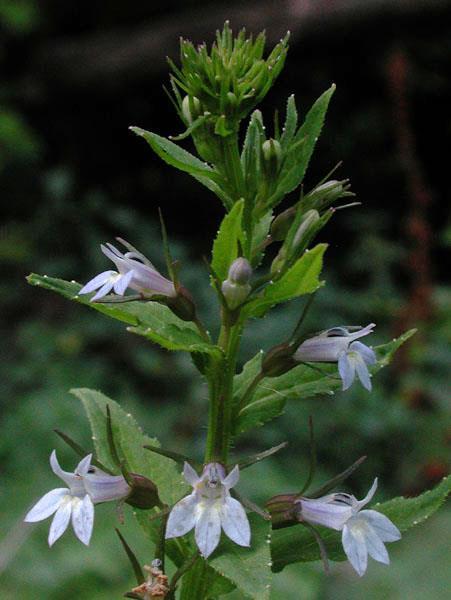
left=27, top=274, right=220, bottom=356
left=130, top=127, right=232, bottom=209
left=72, top=388, right=191, bottom=567
left=235, top=329, right=416, bottom=435
left=208, top=515, right=273, bottom=600
left=242, top=244, right=327, bottom=319
left=280, top=94, right=298, bottom=151
left=269, top=85, right=335, bottom=206
left=130, top=127, right=218, bottom=180
left=211, top=199, right=244, bottom=281
left=271, top=474, right=451, bottom=572
left=241, top=110, right=264, bottom=192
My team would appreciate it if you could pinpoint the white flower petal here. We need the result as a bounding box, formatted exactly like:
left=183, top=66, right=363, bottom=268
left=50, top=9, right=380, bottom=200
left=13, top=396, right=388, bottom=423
left=348, top=323, right=376, bottom=342
left=91, top=279, right=115, bottom=302
left=101, top=243, right=127, bottom=273
left=79, top=271, right=116, bottom=295
left=72, top=495, right=94, bottom=545
left=195, top=503, right=222, bottom=558
left=113, top=269, right=134, bottom=295
left=359, top=510, right=401, bottom=542
left=75, top=454, right=93, bottom=476
left=183, top=462, right=200, bottom=487
left=342, top=522, right=368, bottom=576
left=354, top=353, right=372, bottom=391
left=24, top=488, right=69, bottom=522
left=50, top=451, right=79, bottom=488
left=84, top=473, right=130, bottom=503
left=222, top=465, right=240, bottom=489
left=48, top=498, right=72, bottom=546
left=338, top=352, right=355, bottom=390
left=165, top=493, right=198, bottom=539
left=299, top=498, right=352, bottom=531
left=357, top=478, right=378, bottom=510
left=362, top=522, right=390, bottom=564
left=220, top=496, right=250, bottom=547
left=350, top=341, right=376, bottom=365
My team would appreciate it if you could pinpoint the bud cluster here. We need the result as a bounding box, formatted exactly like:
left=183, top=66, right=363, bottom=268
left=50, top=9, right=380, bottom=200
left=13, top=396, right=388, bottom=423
left=169, top=22, right=289, bottom=136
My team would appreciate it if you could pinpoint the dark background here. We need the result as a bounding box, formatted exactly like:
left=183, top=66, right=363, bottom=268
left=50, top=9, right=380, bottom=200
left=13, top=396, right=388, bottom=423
left=1, top=1, right=450, bottom=598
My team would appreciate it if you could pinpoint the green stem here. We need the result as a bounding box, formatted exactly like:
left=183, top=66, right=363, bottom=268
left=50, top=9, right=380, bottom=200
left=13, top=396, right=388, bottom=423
left=220, top=133, right=245, bottom=200
left=205, top=316, right=242, bottom=464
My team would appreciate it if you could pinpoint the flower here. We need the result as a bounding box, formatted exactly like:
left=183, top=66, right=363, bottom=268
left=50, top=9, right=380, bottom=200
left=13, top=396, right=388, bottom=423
left=79, top=238, right=176, bottom=302
left=165, top=462, right=251, bottom=558
left=24, top=451, right=130, bottom=546
left=293, top=323, right=376, bottom=390
left=297, top=478, right=401, bottom=576
left=221, top=258, right=253, bottom=309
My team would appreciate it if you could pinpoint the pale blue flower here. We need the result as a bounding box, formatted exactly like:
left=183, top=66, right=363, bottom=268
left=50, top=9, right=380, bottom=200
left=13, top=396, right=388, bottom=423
left=166, top=462, right=250, bottom=558
left=293, top=323, right=376, bottom=391
left=25, top=451, right=130, bottom=546
left=79, top=238, right=176, bottom=302
left=297, top=478, right=401, bottom=576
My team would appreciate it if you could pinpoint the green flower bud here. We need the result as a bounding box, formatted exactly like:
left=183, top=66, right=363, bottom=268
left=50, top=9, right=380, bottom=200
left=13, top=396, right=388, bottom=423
left=181, top=95, right=202, bottom=124
left=270, top=207, right=296, bottom=241
left=221, top=258, right=252, bottom=309
left=270, top=245, right=287, bottom=277
left=292, top=209, right=320, bottom=248
left=262, top=138, right=282, bottom=164
left=303, top=179, right=353, bottom=210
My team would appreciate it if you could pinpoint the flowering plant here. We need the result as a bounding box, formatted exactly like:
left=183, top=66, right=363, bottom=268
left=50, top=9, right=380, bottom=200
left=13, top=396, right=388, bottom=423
left=26, top=23, right=449, bottom=599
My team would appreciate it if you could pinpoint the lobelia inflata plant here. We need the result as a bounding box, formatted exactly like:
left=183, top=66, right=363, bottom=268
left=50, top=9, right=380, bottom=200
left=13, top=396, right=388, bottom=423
left=25, top=22, right=450, bottom=600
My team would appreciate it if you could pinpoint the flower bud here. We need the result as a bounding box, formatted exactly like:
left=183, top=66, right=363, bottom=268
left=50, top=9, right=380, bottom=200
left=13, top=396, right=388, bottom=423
left=182, top=95, right=202, bottom=124
left=262, top=342, right=296, bottom=377
left=262, top=138, right=282, bottom=164
left=228, top=257, right=252, bottom=285
left=270, top=245, right=287, bottom=277
left=270, top=206, right=296, bottom=241
left=125, top=473, right=162, bottom=510
left=221, top=258, right=252, bottom=310
left=292, top=209, right=320, bottom=249
left=304, top=179, right=352, bottom=210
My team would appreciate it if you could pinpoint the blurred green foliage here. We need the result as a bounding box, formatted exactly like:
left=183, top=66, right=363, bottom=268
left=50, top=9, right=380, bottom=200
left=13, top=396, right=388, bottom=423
left=1, top=2, right=450, bottom=598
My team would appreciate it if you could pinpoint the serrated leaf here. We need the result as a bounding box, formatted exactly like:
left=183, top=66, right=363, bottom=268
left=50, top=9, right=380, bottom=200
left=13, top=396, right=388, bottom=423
left=209, top=515, right=273, bottom=600
left=269, top=85, right=335, bottom=206
left=130, top=127, right=219, bottom=180
left=72, top=387, right=190, bottom=566
left=27, top=274, right=220, bottom=356
left=72, top=388, right=185, bottom=503
left=242, top=244, right=327, bottom=319
left=235, top=329, right=416, bottom=435
left=211, top=199, right=244, bottom=281
left=130, top=127, right=232, bottom=209
left=241, top=110, right=264, bottom=191
left=280, top=94, right=298, bottom=151
left=271, top=474, right=451, bottom=572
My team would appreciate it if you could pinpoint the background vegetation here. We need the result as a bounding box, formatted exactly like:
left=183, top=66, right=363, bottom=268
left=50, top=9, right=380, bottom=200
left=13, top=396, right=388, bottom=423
left=1, top=1, right=449, bottom=598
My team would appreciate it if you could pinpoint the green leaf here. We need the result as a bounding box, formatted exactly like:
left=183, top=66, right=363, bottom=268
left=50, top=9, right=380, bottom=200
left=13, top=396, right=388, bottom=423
left=130, top=127, right=232, bottom=209
left=280, top=94, right=298, bottom=151
left=211, top=199, right=244, bottom=281
left=130, top=127, right=219, bottom=180
left=241, top=110, right=264, bottom=192
left=72, top=387, right=191, bottom=566
left=27, top=274, right=220, bottom=356
left=271, top=474, right=451, bottom=572
left=235, top=329, right=416, bottom=435
left=269, top=85, right=335, bottom=206
left=209, top=515, right=273, bottom=600
left=242, top=244, right=327, bottom=319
